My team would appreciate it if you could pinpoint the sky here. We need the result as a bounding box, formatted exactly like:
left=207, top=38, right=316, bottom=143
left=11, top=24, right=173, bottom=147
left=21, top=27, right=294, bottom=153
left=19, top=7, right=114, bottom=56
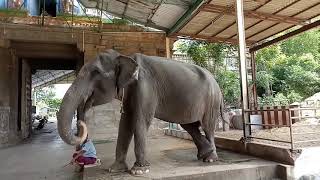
left=54, top=84, right=71, bottom=99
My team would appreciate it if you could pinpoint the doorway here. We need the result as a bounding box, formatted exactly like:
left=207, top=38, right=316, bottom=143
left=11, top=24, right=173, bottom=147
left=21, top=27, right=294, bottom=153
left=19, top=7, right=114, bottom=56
left=11, top=41, right=83, bottom=140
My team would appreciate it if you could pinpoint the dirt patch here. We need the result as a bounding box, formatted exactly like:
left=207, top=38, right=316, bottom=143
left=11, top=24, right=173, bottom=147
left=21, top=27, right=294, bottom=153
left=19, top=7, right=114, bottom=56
left=216, top=121, right=320, bottom=148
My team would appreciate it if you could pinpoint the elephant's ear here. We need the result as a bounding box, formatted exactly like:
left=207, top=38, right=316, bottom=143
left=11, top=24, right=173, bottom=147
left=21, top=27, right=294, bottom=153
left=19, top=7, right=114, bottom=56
left=115, top=55, right=138, bottom=89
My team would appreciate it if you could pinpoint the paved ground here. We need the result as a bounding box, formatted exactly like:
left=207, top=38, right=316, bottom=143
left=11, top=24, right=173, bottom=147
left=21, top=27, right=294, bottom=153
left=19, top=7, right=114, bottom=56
left=0, top=119, right=284, bottom=180
left=0, top=120, right=82, bottom=180
left=84, top=135, right=282, bottom=180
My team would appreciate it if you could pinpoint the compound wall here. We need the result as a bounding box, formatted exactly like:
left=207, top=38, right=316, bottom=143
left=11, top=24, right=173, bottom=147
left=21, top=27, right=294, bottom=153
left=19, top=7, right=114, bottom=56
left=0, top=23, right=168, bottom=146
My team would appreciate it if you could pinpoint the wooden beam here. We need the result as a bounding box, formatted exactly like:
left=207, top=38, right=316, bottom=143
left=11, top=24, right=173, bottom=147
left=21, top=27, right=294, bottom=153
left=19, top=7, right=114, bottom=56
left=246, top=1, right=320, bottom=40
left=249, top=2, right=320, bottom=42
left=194, top=4, right=235, bottom=35
left=122, top=0, right=130, bottom=18
left=167, top=0, right=205, bottom=35
left=227, top=0, right=302, bottom=39
left=200, top=4, right=308, bottom=25
left=210, top=0, right=272, bottom=38
left=165, top=37, right=171, bottom=59
left=254, top=13, right=320, bottom=46
left=147, top=0, right=163, bottom=22
left=249, top=19, right=320, bottom=52
left=171, top=33, right=255, bottom=45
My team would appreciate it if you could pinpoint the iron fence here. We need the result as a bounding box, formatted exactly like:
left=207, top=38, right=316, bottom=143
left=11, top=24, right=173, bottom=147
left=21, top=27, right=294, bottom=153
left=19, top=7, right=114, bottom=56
left=244, top=105, right=320, bottom=150
left=167, top=104, right=320, bottom=151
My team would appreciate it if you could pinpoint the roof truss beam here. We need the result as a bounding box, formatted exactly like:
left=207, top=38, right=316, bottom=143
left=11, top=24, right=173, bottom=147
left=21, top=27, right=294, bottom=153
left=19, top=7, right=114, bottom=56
left=200, top=4, right=308, bottom=25
left=249, top=19, right=320, bottom=52
left=226, top=0, right=301, bottom=39
left=171, top=33, right=256, bottom=45
left=167, top=0, right=205, bottom=35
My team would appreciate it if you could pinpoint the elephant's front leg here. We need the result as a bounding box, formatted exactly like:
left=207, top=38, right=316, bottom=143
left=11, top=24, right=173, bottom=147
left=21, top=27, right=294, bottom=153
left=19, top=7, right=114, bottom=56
left=108, top=112, right=133, bottom=172
left=130, top=114, right=151, bottom=175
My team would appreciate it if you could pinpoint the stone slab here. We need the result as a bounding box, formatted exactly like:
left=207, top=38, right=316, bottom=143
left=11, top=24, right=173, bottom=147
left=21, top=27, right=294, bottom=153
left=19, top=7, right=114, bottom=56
left=84, top=136, right=285, bottom=180
left=165, top=129, right=299, bottom=166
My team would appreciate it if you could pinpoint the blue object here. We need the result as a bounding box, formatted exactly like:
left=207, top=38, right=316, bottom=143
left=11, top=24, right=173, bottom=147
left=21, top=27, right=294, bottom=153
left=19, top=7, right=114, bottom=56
left=27, top=0, right=39, bottom=16
left=81, top=139, right=97, bottom=158
left=0, top=0, right=6, bottom=9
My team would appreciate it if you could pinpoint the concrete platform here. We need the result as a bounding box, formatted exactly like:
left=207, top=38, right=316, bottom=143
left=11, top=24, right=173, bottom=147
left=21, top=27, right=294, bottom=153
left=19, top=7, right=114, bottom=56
left=0, top=121, right=81, bottom=180
left=84, top=136, right=286, bottom=180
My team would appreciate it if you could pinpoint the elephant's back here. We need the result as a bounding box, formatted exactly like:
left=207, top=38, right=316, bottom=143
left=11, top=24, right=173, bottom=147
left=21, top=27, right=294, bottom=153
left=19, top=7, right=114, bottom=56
left=137, top=54, right=214, bottom=83
left=137, top=54, right=219, bottom=123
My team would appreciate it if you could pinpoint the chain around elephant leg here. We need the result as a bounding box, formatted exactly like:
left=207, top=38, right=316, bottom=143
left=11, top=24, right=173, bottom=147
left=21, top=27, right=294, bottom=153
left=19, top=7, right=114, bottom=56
left=130, top=161, right=150, bottom=175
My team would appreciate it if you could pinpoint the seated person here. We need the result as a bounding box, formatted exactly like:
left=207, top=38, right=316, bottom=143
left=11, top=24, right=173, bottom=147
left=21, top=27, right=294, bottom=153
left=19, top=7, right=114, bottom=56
left=71, top=135, right=98, bottom=171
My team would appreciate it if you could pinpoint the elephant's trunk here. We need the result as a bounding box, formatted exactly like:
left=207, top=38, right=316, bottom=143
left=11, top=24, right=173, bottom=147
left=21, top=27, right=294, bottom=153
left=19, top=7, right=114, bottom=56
left=57, top=73, right=92, bottom=145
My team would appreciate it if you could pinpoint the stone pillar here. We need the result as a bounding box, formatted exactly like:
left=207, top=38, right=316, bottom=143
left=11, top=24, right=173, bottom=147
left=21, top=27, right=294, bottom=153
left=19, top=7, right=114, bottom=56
left=0, top=44, right=21, bottom=146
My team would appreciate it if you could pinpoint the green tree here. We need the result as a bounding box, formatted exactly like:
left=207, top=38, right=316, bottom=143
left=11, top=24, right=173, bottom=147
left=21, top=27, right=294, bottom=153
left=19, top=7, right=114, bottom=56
left=216, top=70, right=240, bottom=107
left=34, top=85, right=62, bottom=109
left=255, top=29, right=320, bottom=105
left=280, top=29, right=320, bottom=59
left=46, top=98, right=63, bottom=110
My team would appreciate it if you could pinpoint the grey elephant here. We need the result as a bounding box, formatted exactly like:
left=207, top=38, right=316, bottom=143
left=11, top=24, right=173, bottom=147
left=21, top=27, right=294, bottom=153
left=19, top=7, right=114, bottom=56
left=57, top=49, right=224, bottom=175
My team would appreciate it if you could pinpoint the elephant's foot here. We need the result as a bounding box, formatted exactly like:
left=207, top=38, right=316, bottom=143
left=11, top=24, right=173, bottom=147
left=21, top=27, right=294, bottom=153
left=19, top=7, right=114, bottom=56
left=107, top=161, right=128, bottom=173
left=197, top=147, right=213, bottom=160
left=130, top=161, right=150, bottom=175
left=203, top=151, right=218, bottom=163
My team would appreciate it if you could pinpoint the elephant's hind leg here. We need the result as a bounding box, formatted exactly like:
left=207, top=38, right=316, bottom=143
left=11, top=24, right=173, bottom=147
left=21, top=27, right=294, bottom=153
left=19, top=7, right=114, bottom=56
left=180, top=122, right=213, bottom=161
left=201, top=124, right=218, bottom=163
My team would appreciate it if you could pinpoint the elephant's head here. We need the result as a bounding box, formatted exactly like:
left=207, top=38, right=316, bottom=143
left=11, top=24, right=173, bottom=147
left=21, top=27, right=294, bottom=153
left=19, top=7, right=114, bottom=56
left=57, top=49, right=138, bottom=145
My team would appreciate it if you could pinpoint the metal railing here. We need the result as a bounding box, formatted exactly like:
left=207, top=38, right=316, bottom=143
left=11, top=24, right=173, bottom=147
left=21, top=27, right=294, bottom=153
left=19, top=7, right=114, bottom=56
left=244, top=105, right=320, bottom=150
left=167, top=104, right=320, bottom=151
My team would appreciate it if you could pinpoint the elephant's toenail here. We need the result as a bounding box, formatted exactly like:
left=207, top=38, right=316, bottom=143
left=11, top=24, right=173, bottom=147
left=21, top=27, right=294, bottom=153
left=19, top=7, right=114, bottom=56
left=136, top=170, right=143, bottom=175
left=145, top=169, right=150, bottom=173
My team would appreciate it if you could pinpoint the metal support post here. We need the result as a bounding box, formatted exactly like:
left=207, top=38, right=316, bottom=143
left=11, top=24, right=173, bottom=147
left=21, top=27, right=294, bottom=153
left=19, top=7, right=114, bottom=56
left=82, top=30, right=85, bottom=52
left=99, top=0, right=104, bottom=32
left=71, top=0, right=74, bottom=38
left=288, top=110, right=294, bottom=150
left=236, top=0, right=250, bottom=140
left=41, top=0, right=45, bottom=26
left=251, top=51, right=258, bottom=108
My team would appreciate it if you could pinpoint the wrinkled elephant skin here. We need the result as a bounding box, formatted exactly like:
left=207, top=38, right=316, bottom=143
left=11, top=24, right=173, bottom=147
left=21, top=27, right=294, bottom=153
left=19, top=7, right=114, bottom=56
left=57, top=49, right=224, bottom=175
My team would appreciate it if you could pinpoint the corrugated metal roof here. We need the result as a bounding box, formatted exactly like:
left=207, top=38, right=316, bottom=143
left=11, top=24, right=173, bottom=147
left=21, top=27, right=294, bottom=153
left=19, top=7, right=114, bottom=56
left=174, top=0, right=320, bottom=49
left=78, top=0, right=195, bottom=30
left=32, top=70, right=76, bottom=89
left=78, top=0, right=320, bottom=49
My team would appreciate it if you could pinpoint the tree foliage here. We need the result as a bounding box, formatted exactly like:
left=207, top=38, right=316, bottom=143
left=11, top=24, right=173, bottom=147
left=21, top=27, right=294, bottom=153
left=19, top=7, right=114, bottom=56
left=34, top=85, right=62, bottom=110
left=256, top=29, right=320, bottom=105
left=176, top=30, right=320, bottom=107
